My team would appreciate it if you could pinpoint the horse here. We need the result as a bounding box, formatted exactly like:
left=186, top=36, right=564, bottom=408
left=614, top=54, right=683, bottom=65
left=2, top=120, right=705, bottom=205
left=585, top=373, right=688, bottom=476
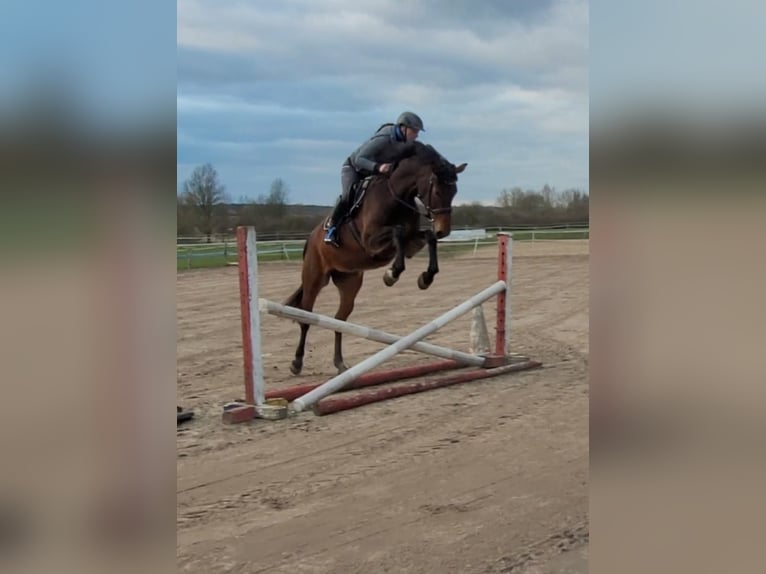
left=284, top=142, right=467, bottom=375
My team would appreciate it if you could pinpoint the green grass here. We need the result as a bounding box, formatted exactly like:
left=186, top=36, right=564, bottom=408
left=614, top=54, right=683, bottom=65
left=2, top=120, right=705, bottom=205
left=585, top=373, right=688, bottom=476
left=176, top=250, right=302, bottom=271
left=177, top=241, right=305, bottom=271
left=176, top=230, right=588, bottom=270
left=502, top=229, right=589, bottom=241
left=177, top=254, right=235, bottom=270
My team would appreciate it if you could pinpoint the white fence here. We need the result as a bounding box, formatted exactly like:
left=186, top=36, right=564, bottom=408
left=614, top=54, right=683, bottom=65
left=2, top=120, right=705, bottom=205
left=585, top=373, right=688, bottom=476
left=176, top=225, right=589, bottom=268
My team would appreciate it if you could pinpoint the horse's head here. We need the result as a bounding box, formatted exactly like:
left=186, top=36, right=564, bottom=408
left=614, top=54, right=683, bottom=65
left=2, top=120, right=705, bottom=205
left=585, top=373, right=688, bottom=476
left=412, top=144, right=467, bottom=239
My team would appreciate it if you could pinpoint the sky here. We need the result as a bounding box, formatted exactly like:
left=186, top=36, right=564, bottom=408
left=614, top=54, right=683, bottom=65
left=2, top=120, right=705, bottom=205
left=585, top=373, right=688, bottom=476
left=177, top=0, right=589, bottom=205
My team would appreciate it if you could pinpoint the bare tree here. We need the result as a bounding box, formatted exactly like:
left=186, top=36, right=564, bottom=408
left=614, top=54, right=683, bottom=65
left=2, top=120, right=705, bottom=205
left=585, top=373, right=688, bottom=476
left=496, top=186, right=526, bottom=208
left=177, top=194, right=198, bottom=237
left=496, top=186, right=524, bottom=208
left=496, top=188, right=512, bottom=208
left=257, top=177, right=290, bottom=219
left=181, top=163, right=227, bottom=242
left=267, top=177, right=290, bottom=205
left=540, top=184, right=555, bottom=207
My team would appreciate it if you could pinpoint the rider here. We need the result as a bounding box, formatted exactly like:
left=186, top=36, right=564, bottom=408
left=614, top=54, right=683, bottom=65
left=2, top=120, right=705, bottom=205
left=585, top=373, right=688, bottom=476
left=323, top=111, right=425, bottom=247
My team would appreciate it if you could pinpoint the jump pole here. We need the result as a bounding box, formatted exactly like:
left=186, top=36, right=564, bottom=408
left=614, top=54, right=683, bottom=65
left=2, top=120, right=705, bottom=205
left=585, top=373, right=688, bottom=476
left=264, top=359, right=466, bottom=402
left=222, top=227, right=265, bottom=424
left=290, top=280, right=507, bottom=413
left=255, top=303, right=480, bottom=403
left=314, top=359, right=542, bottom=416
left=238, top=226, right=265, bottom=405
left=259, top=299, right=486, bottom=368
left=495, top=232, right=512, bottom=357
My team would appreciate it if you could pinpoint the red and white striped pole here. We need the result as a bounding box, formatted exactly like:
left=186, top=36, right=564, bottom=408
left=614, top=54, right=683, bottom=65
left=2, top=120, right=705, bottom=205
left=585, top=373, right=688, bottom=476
left=495, top=232, right=513, bottom=357
left=313, top=359, right=542, bottom=416
left=237, top=226, right=265, bottom=406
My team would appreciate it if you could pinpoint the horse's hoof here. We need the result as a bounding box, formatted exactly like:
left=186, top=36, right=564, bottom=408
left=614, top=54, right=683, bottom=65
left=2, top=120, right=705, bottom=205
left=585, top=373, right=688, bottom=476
left=290, top=361, right=302, bottom=375
left=417, top=273, right=433, bottom=290
left=334, top=361, right=348, bottom=374
left=383, top=270, right=398, bottom=286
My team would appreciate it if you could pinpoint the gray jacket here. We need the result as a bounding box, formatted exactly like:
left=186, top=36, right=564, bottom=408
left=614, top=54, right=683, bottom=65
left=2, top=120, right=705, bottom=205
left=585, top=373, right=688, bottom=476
left=347, top=124, right=416, bottom=175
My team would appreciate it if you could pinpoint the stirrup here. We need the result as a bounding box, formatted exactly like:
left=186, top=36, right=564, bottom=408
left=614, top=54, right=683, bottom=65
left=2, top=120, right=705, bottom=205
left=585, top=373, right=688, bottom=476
left=324, top=227, right=340, bottom=247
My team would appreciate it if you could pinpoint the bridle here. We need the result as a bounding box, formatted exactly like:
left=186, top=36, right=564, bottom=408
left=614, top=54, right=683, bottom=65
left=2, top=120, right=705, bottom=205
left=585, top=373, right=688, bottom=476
left=388, top=172, right=453, bottom=221
left=424, top=173, right=454, bottom=216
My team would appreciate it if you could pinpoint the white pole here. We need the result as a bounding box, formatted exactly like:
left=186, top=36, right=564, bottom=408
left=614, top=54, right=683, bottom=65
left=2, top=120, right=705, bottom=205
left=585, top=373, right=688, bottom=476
left=291, top=280, right=507, bottom=413
left=259, top=299, right=486, bottom=367
left=245, top=227, right=265, bottom=405
left=505, top=234, right=513, bottom=355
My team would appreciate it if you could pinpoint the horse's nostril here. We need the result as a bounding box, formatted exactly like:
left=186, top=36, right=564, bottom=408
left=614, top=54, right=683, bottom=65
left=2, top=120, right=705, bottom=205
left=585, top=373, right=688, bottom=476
left=435, top=230, right=446, bottom=239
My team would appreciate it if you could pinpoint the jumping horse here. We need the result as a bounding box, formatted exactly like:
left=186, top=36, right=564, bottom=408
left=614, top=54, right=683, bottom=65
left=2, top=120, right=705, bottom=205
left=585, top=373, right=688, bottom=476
left=284, top=142, right=467, bottom=375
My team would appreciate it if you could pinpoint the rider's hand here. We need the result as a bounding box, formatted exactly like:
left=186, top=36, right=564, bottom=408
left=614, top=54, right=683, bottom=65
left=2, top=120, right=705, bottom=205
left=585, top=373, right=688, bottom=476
left=378, top=163, right=393, bottom=174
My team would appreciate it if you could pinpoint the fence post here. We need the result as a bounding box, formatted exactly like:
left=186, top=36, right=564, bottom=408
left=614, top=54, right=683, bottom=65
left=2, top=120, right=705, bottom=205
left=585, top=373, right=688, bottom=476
left=237, top=227, right=265, bottom=406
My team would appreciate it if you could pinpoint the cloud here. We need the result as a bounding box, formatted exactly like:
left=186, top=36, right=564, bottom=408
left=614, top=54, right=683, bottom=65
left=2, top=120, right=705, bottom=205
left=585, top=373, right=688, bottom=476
left=177, top=0, right=589, bottom=203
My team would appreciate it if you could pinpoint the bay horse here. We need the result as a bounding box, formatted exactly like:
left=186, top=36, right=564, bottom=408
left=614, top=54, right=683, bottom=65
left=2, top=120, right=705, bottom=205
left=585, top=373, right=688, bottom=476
left=284, top=142, right=467, bottom=375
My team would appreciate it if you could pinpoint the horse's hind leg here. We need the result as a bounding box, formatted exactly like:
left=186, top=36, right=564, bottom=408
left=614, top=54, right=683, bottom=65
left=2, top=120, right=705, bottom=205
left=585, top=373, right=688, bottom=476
left=290, top=270, right=330, bottom=375
left=331, top=271, right=364, bottom=373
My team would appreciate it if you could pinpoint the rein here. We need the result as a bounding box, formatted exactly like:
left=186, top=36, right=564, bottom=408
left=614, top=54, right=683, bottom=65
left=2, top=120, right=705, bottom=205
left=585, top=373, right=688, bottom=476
left=387, top=173, right=452, bottom=221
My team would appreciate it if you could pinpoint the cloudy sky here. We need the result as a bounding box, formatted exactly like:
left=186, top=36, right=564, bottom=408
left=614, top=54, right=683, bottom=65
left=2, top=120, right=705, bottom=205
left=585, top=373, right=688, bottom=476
left=177, top=0, right=588, bottom=205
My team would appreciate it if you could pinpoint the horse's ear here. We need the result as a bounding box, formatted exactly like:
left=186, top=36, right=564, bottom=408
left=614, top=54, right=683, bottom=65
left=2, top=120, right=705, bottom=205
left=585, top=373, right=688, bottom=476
left=455, top=163, right=467, bottom=173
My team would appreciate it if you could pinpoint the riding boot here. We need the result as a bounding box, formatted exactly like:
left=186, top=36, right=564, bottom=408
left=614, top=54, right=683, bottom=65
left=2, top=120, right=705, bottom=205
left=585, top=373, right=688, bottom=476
left=324, top=196, right=347, bottom=247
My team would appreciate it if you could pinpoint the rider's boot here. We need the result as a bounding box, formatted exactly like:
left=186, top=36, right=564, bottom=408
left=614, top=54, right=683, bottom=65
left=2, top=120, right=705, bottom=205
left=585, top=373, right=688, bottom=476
left=324, top=196, right=347, bottom=247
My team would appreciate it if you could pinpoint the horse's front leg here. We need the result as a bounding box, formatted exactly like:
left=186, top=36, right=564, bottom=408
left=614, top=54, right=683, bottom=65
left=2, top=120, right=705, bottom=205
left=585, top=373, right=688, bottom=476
left=383, top=226, right=407, bottom=286
left=417, top=229, right=439, bottom=290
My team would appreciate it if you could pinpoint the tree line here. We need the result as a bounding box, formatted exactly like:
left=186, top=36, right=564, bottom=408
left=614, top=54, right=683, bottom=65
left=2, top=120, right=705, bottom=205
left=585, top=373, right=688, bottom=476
left=177, top=163, right=589, bottom=241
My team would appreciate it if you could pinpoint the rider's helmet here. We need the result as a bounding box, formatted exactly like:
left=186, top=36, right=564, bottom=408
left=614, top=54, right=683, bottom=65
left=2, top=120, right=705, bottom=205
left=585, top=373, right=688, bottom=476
left=396, top=111, right=425, bottom=132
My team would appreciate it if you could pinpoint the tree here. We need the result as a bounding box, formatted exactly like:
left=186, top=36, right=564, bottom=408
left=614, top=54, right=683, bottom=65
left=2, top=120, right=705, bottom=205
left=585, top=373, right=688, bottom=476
left=496, top=188, right=512, bottom=208
left=496, top=187, right=524, bottom=208
left=267, top=177, right=290, bottom=206
left=566, top=190, right=589, bottom=220
left=256, top=178, right=290, bottom=220
left=540, top=184, right=555, bottom=208
left=177, top=194, right=197, bottom=237
left=453, top=201, right=486, bottom=227
left=180, top=163, right=227, bottom=242
left=559, top=189, right=575, bottom=208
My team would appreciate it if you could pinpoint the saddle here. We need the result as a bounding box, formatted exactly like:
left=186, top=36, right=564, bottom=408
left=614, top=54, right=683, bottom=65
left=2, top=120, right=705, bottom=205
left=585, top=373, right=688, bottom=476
left=347, top=176, right=375, bottom=216
left=323, top=176, right=376, bottom=230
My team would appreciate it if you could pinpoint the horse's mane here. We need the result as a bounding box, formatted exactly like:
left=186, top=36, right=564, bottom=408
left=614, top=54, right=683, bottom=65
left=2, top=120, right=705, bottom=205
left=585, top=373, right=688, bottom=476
left=395, top=141, right=446, bottom=166
left=411, top=142, right=456, bottom=182
left=412, top=141, right=440, bottom=162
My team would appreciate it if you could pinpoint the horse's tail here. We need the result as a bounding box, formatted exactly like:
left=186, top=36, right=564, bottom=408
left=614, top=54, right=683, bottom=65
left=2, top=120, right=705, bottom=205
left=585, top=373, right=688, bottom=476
left=284, top=285, right=303, bottom=308
left=284, top=238, right=309, bottom=307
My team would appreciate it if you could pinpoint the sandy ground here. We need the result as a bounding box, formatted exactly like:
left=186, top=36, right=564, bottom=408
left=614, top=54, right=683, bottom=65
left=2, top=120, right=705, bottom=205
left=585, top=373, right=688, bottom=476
left=177, top=239, right=589, bottom=573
